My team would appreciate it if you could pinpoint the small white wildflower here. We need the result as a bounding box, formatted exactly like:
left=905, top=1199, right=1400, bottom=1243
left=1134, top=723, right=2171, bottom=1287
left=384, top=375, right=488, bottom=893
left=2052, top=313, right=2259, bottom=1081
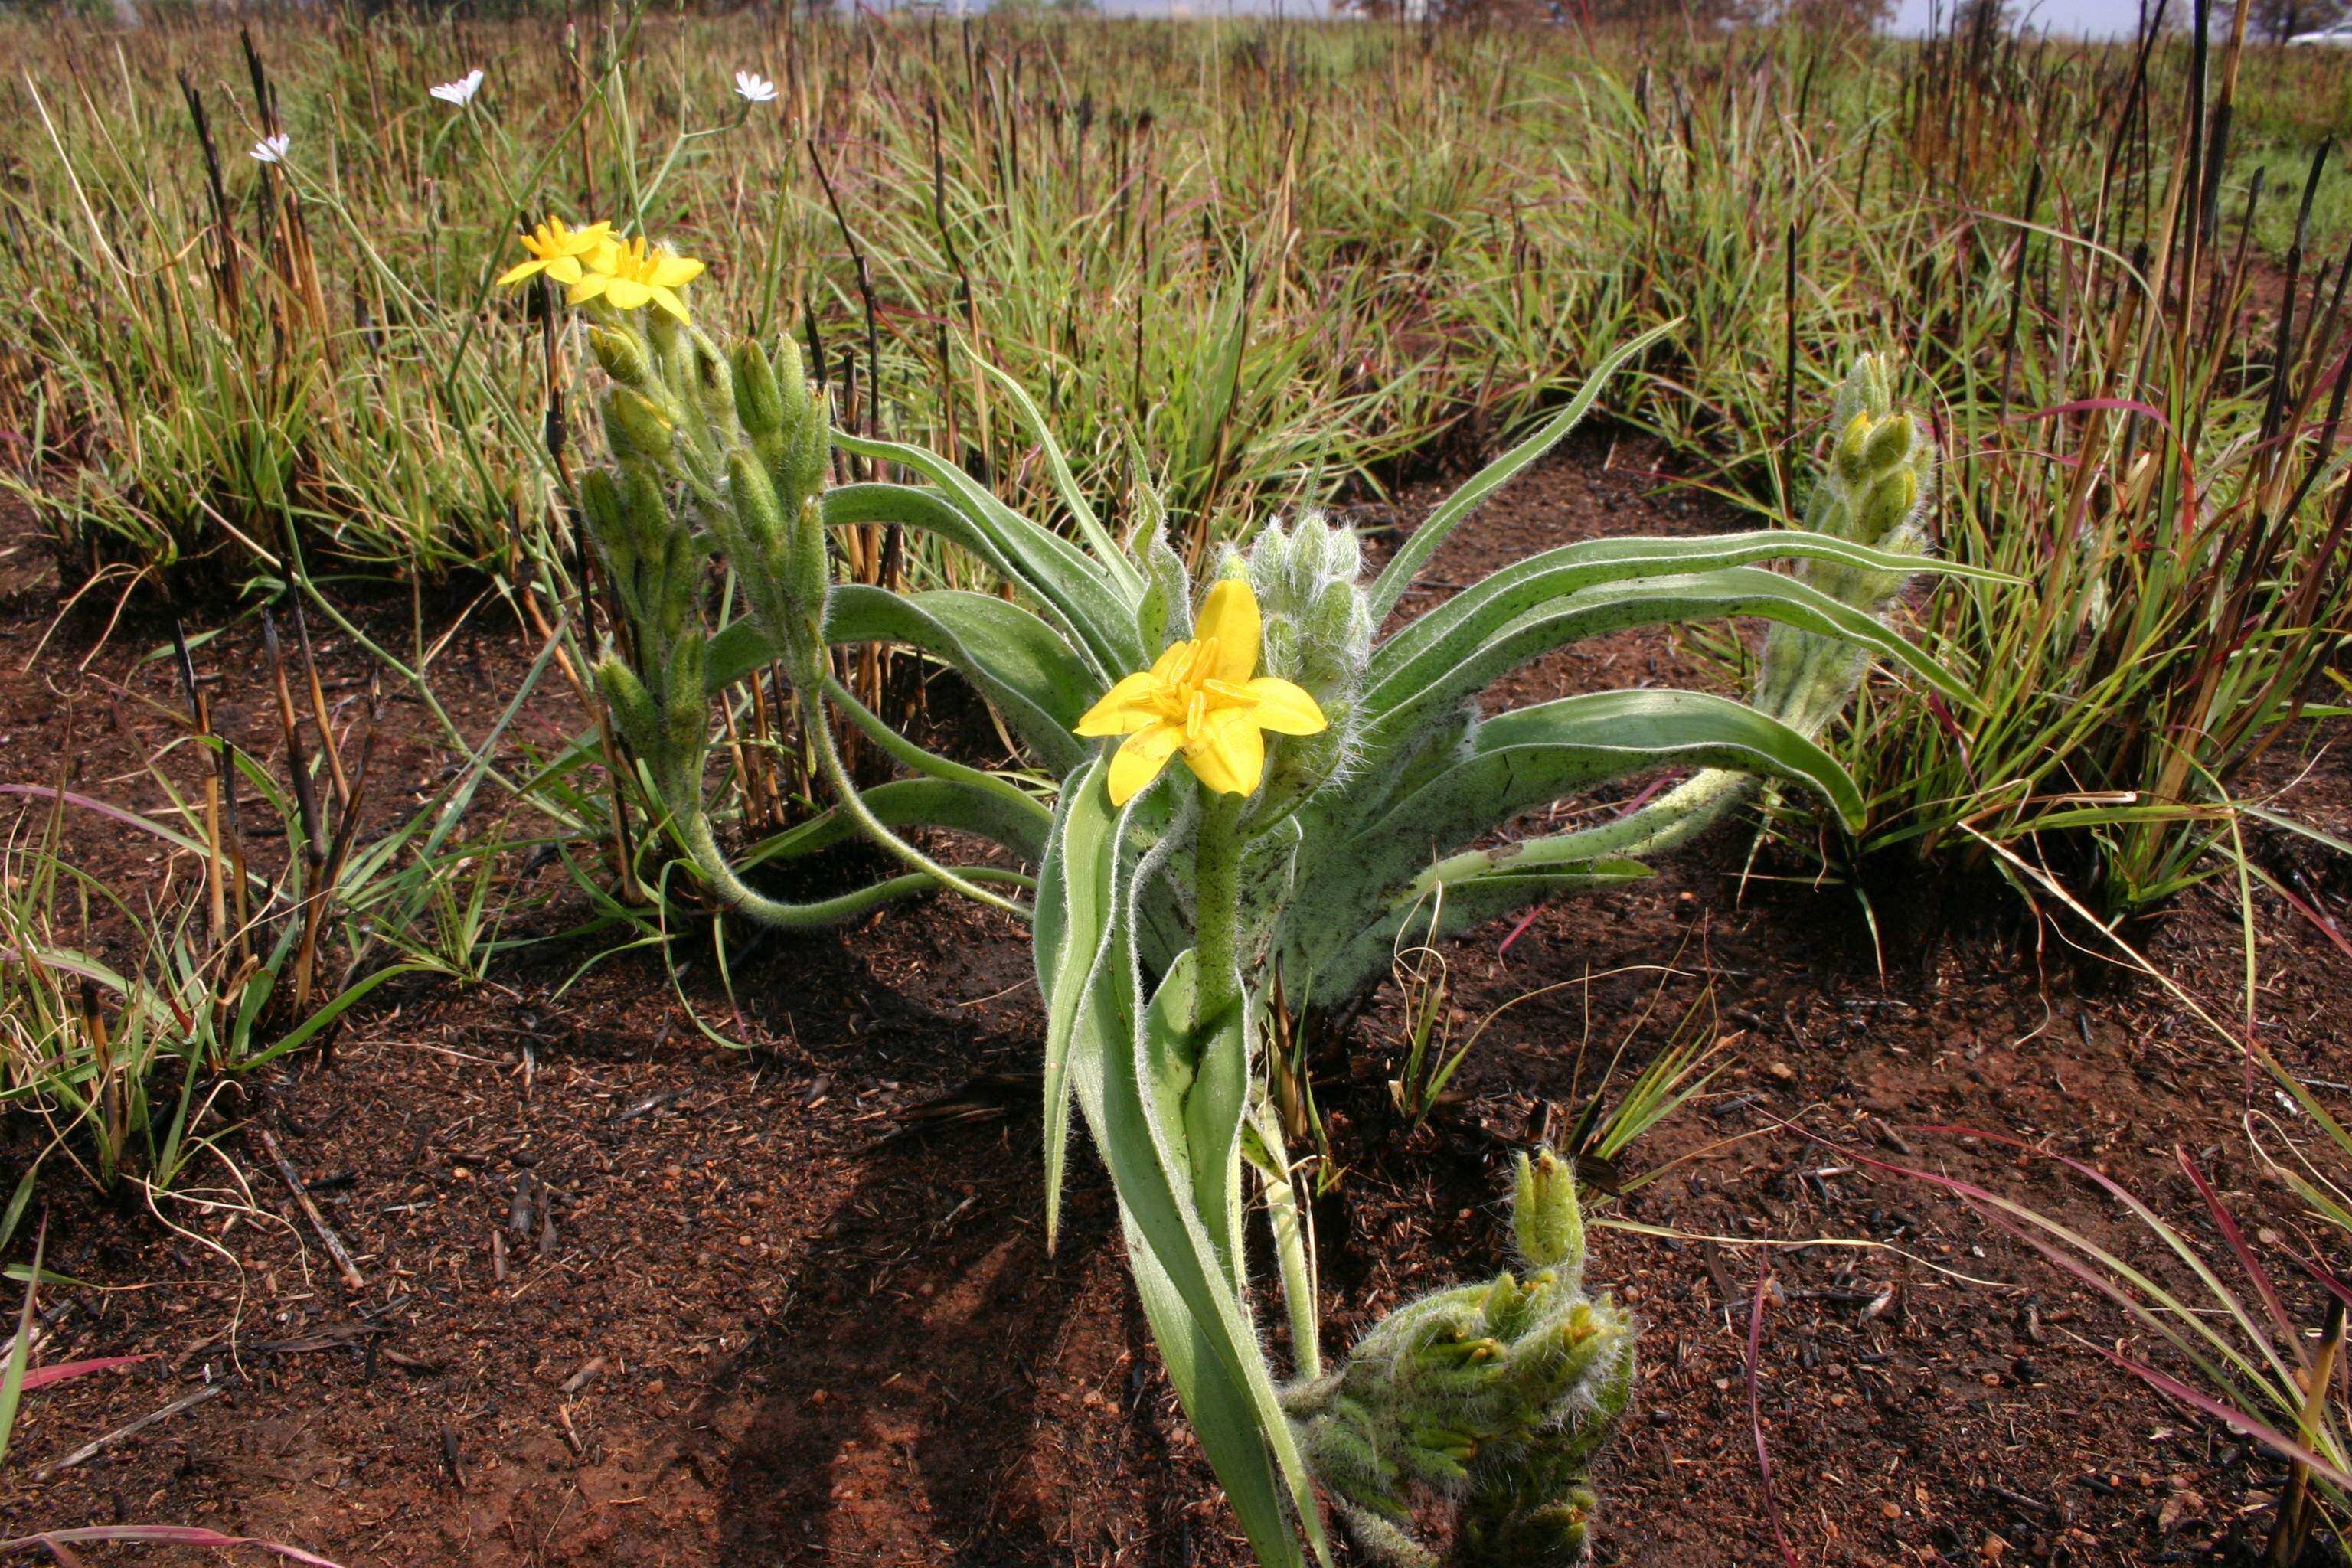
left=249, top=132, right=290, bottom=165
left=430, top=69, right=485, bottom=107
left=733, top=70, right=779, bottom=105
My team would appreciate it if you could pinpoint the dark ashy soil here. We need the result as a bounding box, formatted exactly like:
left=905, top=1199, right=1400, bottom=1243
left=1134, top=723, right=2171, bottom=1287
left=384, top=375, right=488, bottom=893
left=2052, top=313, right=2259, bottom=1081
left=2, top=439, right=2348, bottom=1567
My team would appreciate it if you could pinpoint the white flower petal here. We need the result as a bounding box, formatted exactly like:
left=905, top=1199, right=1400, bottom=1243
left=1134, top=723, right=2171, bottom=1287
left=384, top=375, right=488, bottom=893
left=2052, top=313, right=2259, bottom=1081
left=733, top=69, right=779, bottom=103
left=249, top=132, right=290, bottom=165
left=430, top=68, right=484, bottom=106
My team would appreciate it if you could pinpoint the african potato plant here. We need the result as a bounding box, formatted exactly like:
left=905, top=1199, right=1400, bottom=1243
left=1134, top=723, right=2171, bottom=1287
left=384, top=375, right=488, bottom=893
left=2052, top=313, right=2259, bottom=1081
left=532, top=218, right=1969, bottom=1562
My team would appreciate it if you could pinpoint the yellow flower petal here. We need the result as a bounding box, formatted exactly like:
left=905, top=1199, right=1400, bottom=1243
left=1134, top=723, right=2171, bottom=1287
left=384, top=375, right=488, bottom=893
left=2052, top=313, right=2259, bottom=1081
left=495, top=256, right=547, bottom=287
left=545, top=255, right=585, bottom=285
left=603, top=277, right=655, bottom=310
left=1240, top=678, right=1327, bottom=736
left=1184, top=707, right=1264, bottom=796
left=1194, top=580, right=1260, bottom=686
left=651, top=285, right=692, bottom=323
left=567, top=273, right=609, bottom=305
left=648, top=255, right=705, bottom=288
left=1075, top=671, right=1165, bottom=737
left=1108, top=723, right=1183, bottom=806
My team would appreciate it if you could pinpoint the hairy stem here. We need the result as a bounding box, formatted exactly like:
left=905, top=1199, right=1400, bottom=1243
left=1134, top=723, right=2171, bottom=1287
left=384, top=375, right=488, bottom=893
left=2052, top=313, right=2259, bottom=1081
left=1193, top=790, right=1247, bottom=1029
left=673, top=805, right=980, bottom=926
left=805, top=694, right=1032, bottom=921
left=822, top=673, right=1052, bottom=837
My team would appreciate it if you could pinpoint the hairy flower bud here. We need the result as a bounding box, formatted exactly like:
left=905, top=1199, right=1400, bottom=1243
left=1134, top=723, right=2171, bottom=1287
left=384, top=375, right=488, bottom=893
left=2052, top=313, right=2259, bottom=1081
left=727, top=446, right=789, bottom=560
left=1511, top=1150, right=1586, bottom=1282
left=690, top=329, right=736, bottom=432
left=1286, top=1148, right=1632, bottom=1568
left=1864, top=410, right=1916, bottom=473
left=1834, top=410, right=1873, bottom=487
left=589, top=325, right=649, bottom=387
left=603, top=386, right=675, bottom=466
left=733, top=339, right=785, bottom=438
left=662, top=629, right=709, bottom=760
left=593, top=657, right=658, bottom=759
left=578, top=467, right=633, bottom=582
left=1858, top=466, right=1919, bottom=544
left=619, top=467, right=669, bottom=560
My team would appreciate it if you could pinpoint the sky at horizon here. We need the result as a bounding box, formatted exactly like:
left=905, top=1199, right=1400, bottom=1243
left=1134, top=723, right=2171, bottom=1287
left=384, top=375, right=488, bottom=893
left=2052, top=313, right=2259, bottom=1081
left=1092, top=0, right=2177, bottom=38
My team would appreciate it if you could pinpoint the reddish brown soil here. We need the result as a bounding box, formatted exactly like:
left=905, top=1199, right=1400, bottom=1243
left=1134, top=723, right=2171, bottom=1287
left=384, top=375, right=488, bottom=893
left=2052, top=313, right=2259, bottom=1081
left=2, top=443, right=2348, bottom=1568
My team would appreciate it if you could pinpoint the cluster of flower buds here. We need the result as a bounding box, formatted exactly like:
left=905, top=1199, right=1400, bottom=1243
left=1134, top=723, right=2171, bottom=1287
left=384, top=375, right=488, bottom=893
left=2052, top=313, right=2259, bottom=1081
left=1240, top=512, right=1374, bottom=823
left=1754, top=353, right=1938, bottom=737
left=573, top=297, right=833, bottom=810
left=1284, top=1151, right=1634, bottom=1568
left=714, top=335, right=833, bottom=691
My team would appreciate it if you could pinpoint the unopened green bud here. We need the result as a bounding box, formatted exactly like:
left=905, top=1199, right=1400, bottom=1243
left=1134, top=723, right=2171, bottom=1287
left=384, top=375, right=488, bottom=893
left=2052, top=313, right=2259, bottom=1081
left=590, top=326, right=649, bottom=387
left=593, top=657, right=658, bottom=757
left=733, top=340, right=785, bottom=438
left=1512, top=1149, right=1586, bottom=1279
left=727, top=449, right=789, bottom=558
left=764, top=496, right=831, bottom=691
left=691, top=330, right=735, bottom=430
left=604, top=387, right=675, bottom=466
left=645, top=308, right=690, bottom=386
left=791, top=499, right=829, bottom=620
left=1306, top=580, right=1370, bottom=673
left=1864, top=412, right=1916, bottom=473
left=651, top=528, right=697, bottom=649
left=1833, top=410, right=1873, bottom=486
left=579, top=467, right=632, bottom=572
left=782, top=387, right=830, bottom=505
left=772, top=331, right=806, bottom=397
left=1858, top=467, right=1919, bottom=542
left=1262, top=618, right=1300, bottom=680
left=619, top=467, right=670, bottom=558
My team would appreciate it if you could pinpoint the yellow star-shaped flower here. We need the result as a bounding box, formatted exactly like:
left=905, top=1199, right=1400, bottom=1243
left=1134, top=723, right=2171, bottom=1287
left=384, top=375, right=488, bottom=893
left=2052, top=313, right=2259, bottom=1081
left=1076, top=579, right=1328, bottom=807
left=567, top=236, right=706, bottom=323
left=494, top=216, right=613, bottom=289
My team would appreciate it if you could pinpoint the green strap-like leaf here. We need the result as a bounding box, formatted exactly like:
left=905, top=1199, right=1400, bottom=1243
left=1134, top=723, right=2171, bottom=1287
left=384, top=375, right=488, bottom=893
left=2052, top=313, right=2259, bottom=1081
left=830, top=446, right=1143, bottom=678
left=1357, top=689, right=1864, bottom=852
left=1364, top=321, right=1680, bottom=622
left=969, top=357, right=1146, bottom=600
left=1047, top=778, right=1331, bottom=1566
left=1037, top=756, right=1119, bottom=1250
left=831, top=586, right=1095, bottom=772
left=708, top=586, right=1091, bottom=776
left=1361, top=567, right=1975, bottom=766
left=739, top=776, right=1050, bottom=868
left=1126, top=1218, right=1313, bottom=1568
left=1367, top=528, right=2002, bottom=699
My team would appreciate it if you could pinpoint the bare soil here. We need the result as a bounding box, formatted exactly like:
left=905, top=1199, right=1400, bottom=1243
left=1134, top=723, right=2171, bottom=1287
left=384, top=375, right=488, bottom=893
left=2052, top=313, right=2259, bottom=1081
left=2, top=440, right=2348, bottom=1567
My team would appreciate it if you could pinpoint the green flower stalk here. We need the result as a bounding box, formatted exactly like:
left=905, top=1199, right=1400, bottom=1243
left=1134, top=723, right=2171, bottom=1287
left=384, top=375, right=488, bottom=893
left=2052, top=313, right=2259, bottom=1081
left=1593, top=351, right=1940, bottom=864
left=566, top=286, right=1036, bottom=924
